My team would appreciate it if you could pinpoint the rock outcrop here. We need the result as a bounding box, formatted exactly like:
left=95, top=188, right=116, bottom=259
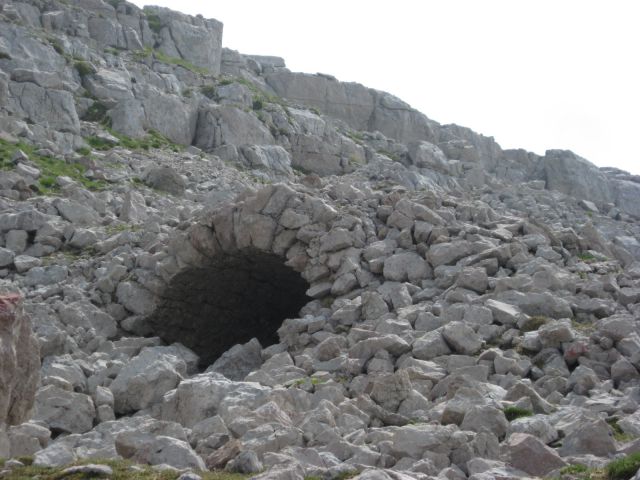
left=0, top=294, right=40, bottom=457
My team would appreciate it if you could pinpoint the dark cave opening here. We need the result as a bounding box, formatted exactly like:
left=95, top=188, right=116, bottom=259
left=146, top=250, right=310, bottom=368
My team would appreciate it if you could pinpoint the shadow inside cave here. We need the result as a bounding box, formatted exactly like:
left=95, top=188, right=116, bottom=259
left=145, top=250, right=310, bottom=368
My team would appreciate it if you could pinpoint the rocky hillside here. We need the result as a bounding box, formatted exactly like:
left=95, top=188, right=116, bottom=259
left=1, top=1, right=640, bottom=480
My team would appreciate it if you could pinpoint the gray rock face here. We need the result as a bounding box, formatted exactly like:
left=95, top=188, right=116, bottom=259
left=613, top=180, right=640, bottom=218
left=543, top=150, right=612, bottom=206
left=145, top=6, right=223, bottom=74
left=8, top=81, right=80, bottom=133
left=0, top=294, right=40, bottom=457
left=265, top=72, right=438, bottom=145
left=195, top=105, right=274, bottom=151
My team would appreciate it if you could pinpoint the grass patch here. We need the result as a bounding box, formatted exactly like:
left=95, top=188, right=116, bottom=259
left=607, top=418, right=634, bottom=442
left=252, top=98, right=264, bottom=111
left=105, top=223, right=141, bottom=235
left=578, top=252, right=597, bottom=263
left=47, top=37, right=64, bottom=55
left=134, top=47, right=209, bottom=75
left=0, top=138, right=106, bottom=193
left=74, top=60, right=96, bottom=78
left=376, top=149, right=400, bottom=162
left=0, top=457, right=251, bottom=480
left=334, top=471, right=360, bottom=480
left=76, top=146, right=92, bottom=156
left=503, top=406, right=533, bottom=422
left=143, top=9, right=163, bottom=34
left=200, top=85, right=217, bottom=99
left=520, top=315, right=549, bottom=332
left=572, top=318, right=596, bottom=334
left=82, top=100, right=109, bottom=124
left=218, top=76, right=289, bottom=111
left=345, top=130, right=364, bottom=144
left=561, top=465, right=590, bottom=475
left=606, top=453, right=640, bottom=480
left=86, top=129, right=182, bottom=153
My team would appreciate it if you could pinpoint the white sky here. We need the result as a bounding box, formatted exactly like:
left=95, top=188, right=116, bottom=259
left=131, top=0, right=640, bottom=175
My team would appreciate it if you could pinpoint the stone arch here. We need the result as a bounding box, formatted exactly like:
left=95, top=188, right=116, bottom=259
left=144, top=184, right=342, bottom=367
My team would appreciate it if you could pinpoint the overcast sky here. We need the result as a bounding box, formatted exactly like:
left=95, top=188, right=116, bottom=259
left=131, top=0, right=640, bottom=175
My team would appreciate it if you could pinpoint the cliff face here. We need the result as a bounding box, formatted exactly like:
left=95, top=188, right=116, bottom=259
left=1, top=1, right=640, bottom=478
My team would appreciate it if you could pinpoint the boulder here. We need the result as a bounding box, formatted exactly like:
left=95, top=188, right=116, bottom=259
left=116, top=432, right=206, bottom=470
left=34, top=386, right=95, bottom=434
left=383, top=252, right=430, bottom=283
left=442, top=321, right=483, bottom=355
left=503, top=433, right=566, bottom=476
left=558, top=419, right=616, bottom=457
left=207, top=338, right=263, bottom=381
left=144, top=166, right=187, bottom=195
left=110, top=347, right=187, bottom=414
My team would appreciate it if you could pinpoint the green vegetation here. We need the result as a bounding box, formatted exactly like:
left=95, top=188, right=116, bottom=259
left=200, top=85, right=217, bottom=99
left=105, top=223, right=141, bottom=235
left=47, top=37, right=64, bottom=55
left=86, top=129, right=182, bottom=153
left=74, top=60, right=96, bottom=78
left=552, top=455, right=640, bottom=480
left=561, top=464, right=590, bottom=476
left=334, top=471, right=359, bottom=480
left=82, top=100, right=109, bottom=124
left=0, top=458, right=251, bottom=480
left=218, top=76, right=289, bottom=110
left=75, top=146, right=92, bottom=156
left=348, top=153, right=364, bottom=166
left=606, top=453, right=640, bottom=480
left=572, top=318, right=596, bottom=334
left=520, top=315, right=549, bottom=332
left=290, top=376, right=326, bottom=388
left=104, top=46, right=123, bottom=56
left=252, top=98, right=264, bottom=111
left=345, top=130, right=364, bottom=144
left=0, top=52, right=11, bottom=60
left=578, top=252, right=597, bottom=262
left=607, top=418, right=634, bottom=442
left=144, top=9, right=163, bottom=34
left=0, top=138, right=106, bottom=193
left=134, top=47, right=209, bottom=75
left=376, top=149, right=400, bottom=162
left=503, top=406, right=533, bottom=422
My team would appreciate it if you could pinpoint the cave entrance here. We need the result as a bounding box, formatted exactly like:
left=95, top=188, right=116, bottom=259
left=146, top=250, right=310, bottom=368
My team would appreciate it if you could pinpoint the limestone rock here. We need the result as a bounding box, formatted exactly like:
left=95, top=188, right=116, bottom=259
left=0, top=294, right=40, bottom=449
left=34, top=386, right=95, bottom=434
left=503, top=433, right=566, bottom=476
left=110, top=347, right=187, bottom=414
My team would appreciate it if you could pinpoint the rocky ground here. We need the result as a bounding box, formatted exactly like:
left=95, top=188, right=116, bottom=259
left=1, top=1, right=640, bottom=480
